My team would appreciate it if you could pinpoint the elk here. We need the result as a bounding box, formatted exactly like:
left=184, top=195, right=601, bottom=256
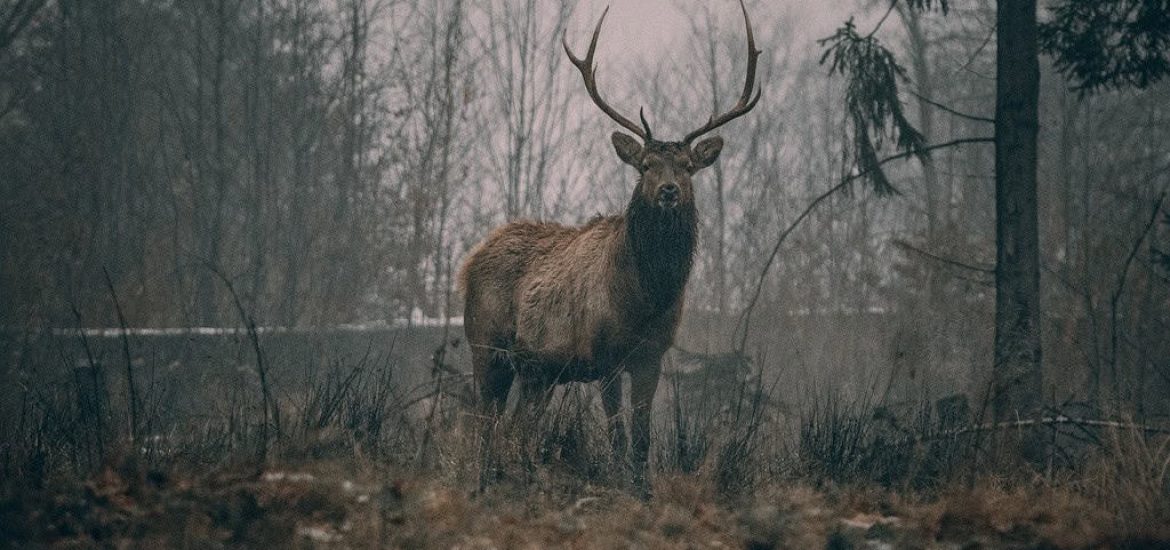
left=459, top=1, right=760, bottom=492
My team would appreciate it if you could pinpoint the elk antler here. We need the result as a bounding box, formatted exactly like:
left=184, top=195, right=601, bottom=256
left=563, top=7, right=653, bottom=141
left=682, top=0, right=762, bottom=145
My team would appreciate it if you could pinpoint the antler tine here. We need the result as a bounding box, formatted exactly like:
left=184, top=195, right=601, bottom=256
left=683, top=0, right=762, bottom=145
left=563, top=6, right=650, bottom=141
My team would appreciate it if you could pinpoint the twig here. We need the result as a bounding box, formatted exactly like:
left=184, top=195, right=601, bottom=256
left=920, top=415, right=1170, bottom=441
left=908, top=90, right=995, bottom=124
left=1109, top=191, right=1166, bottom=401
left=102, top=267, right=140, bottom=446
left=733, top=136, right=994, bottom=353
left=0, top=0, right=49, bottom=52
left=952, top=25, right=995, bottom=78
left=893, top=239, right=995, bottom=274
left=400, top=381, right=473, bottom=411
left=312, top=364, right=364, bottom=430
left=69, top=302, right=106, bottom=458
left=866, top=0, right=900, bottom=39
left=415, top=358, right=445, bottom=465
left=203, top=262, right=279, bottom=461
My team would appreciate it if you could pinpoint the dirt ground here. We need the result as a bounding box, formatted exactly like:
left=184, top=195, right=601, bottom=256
left=3, top=459, right=1168, bottom=550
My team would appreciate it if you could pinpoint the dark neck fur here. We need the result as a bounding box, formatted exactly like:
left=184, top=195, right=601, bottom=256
left=623, top=192, right=697, bottom=312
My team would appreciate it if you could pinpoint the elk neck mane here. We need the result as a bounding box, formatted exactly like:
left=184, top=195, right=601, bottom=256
left=620, top=178, right=697, bottom=312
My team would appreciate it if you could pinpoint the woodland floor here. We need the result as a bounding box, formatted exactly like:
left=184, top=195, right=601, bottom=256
left=3, top=458, right=1168, bottom=549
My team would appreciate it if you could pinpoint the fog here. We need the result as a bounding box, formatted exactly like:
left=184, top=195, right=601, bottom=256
left=1, top=0, right=1168, bottom=491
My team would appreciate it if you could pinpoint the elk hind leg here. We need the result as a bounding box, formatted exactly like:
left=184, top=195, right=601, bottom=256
left=514, top=374, right=555, bottom=473
left=600, top=374, right=628, bottom=467
left=474, top=346, right=514, bottom=491
left=478, top=349, right=514, bottom=417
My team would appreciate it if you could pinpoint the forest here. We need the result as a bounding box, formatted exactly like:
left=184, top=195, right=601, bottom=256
left=1, top=0, right=1169, bottom=547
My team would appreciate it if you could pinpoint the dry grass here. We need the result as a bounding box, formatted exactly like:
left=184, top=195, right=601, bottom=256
left=2, top=349, right=1170, bottom=548
left=7, top=457, right=1165, bottom=549
left=1075, top=423, right=1170, bottom=536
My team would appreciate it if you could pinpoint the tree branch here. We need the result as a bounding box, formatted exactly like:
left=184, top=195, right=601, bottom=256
left=866, top=0, right=900, bottom=39
left=918, top=415, right=1170, bottom=441
left=893, top=239, right=995, bottom=274
left=0, top=0, right=47, bottom=52
left=1108, top=191, right=1166, bottom=399
left=734, top=136, right=993, bottom=353
left=102, top=267, right=140, bottom=446
left=201, top=260, right=279, bottom=462
left=909, top=91, right=995, bottom=124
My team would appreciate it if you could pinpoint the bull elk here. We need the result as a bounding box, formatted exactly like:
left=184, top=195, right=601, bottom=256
left=459, top=1, right=761, bottom=492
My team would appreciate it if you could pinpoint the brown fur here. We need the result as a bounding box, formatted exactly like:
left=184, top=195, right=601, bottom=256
left=462, top=0, right=758, bottom=493
left=460, top=137, right=716, bottom=491
left=460, top=201, right=695, bottom=385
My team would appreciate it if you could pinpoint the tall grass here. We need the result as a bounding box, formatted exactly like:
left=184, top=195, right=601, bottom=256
left=2, top=333, right=1168, bottom=543
left=1076, top=420, right=1170, bottom=532
left=796, top=395, right=964, bottom=488
left=0, top=339, right=418, bottom=487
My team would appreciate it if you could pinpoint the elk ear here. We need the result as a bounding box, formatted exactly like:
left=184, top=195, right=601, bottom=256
left=692, top=136, right=724, bottom=169
left=612, top=132, right=643, bottom=167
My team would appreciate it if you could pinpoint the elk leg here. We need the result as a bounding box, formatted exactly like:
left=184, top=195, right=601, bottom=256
left=478, top=354, right=514, bottom=417
left=629, top=363, right=661, bottom=497
left=600, top=374, right=628, bottom=466
left=474, top=348, right=513, bottom=492
left=514, top=375, right=554, bottom=472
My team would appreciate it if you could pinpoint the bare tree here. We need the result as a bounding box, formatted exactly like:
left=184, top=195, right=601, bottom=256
left=473, top=0, right=576, bottom=221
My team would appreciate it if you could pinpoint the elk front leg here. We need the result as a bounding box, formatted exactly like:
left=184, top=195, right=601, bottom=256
left=600, top=374, right=628, bottom=466
left=629, top=362, right=661, bottom=497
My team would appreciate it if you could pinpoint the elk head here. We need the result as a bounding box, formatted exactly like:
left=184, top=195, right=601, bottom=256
left=563, top=0, right=761, bottom=212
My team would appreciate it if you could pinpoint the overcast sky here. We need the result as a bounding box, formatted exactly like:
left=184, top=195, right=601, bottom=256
left=571, top=0, right=856, bottom=67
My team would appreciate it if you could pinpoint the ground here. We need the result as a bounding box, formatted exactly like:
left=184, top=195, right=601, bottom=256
left=3, top=458, right=1167, bottom=549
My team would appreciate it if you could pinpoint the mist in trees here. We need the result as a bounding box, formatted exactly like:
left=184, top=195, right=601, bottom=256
left=821, top=0, right=1170, bottom=437
left=2, top=0, right=1169, bottom=427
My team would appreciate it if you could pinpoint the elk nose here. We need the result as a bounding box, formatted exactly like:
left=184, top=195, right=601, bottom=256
left=659, top=183, right=679, bottom=199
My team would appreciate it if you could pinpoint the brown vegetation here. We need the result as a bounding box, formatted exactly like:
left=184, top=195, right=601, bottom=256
left=4, top=447, right=1167, bottom=549
left=2, top=334, right=1169, bottom=548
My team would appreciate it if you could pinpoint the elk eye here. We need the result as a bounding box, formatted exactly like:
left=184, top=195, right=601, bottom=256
left=640, top=159, right=652, bottom=171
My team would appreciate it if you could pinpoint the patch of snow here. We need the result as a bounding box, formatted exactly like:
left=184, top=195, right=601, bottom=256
left=27, top=319, right=465, bottom=339
left=297, top=525, right=341, bottom=543
left=262, top=471, right=316, bottom=483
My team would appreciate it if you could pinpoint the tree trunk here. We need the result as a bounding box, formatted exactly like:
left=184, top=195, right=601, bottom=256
left=900, top=6, right=943, bottom=373
left=992, top=0, right=1043, bottom=424
left=203, top=0, right=229, bottom=326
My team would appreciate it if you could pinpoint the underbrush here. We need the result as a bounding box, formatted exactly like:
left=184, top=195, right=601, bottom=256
left=1, top=346, right=1169, bottom=547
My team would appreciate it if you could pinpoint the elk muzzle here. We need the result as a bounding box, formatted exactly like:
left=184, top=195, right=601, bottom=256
left=656, top=183, right=680, bottom=209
